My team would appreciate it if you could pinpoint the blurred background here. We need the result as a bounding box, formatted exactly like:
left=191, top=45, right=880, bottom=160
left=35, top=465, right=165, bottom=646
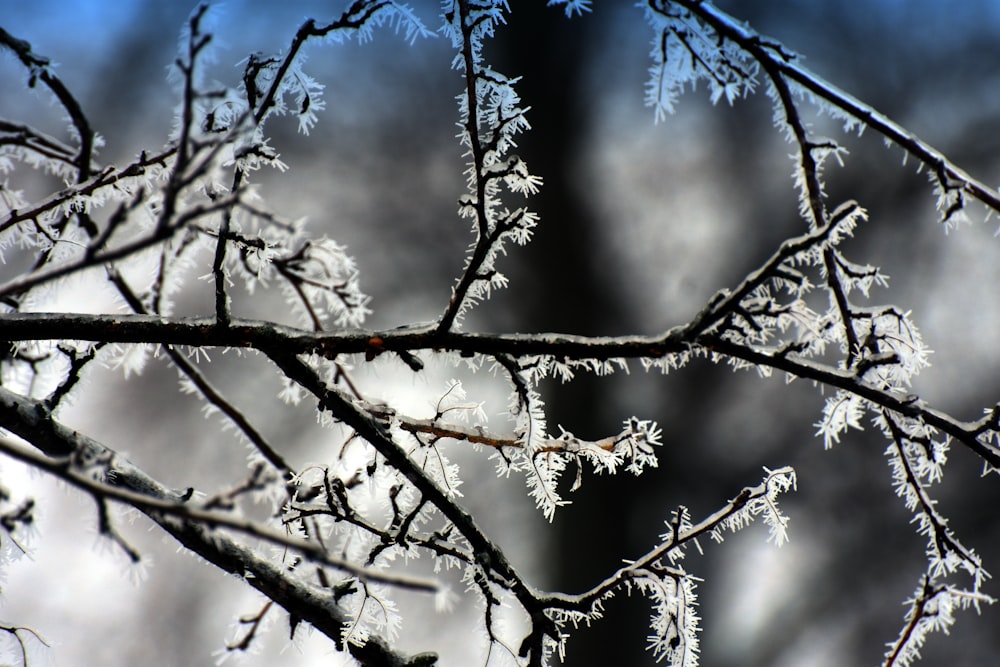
left=3, top=1, right=1000, bottom=665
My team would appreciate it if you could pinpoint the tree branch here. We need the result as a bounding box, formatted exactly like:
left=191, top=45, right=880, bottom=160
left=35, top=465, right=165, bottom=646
left=0, top=27, right=95, bottom=183
left=669, top=0, right=1000, bottom=215
left=0, top=385, right=435, bottom=667
left=1, top=310, right=997, bottom=469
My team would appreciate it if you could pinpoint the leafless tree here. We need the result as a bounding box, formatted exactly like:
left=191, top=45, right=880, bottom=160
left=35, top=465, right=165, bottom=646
left=0, top=2, right=998, bottom=665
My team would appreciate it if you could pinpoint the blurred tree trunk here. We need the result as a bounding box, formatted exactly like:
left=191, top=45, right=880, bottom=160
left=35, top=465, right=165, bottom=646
left=490, top=8, right=656, bottom=664
left=491, top=7, right=809, bottom=665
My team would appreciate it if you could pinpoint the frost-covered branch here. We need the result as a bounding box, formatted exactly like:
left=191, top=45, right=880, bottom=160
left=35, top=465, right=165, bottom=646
left=0, top=120, right=78, bottom=174
left=0, top=27, right=95, bottom=184
left=0, top=193, right=239, bottom=300
left=703, top=335, right=1000, bottom=470
left=761, top=62, right=863, bottom=364
left=543, top=467, right=796, bottom=665
left=683, top=199, right=863, bottom=339
left=3, top=310, right=997, bottom=469
left=264, top=353, right=540, bottom=584
left=0, top=148, right=173, bottom=236
left=876, top=410, right=994, bottom=665
left=0, top=388, right=439, bottom=593
left=666, top=0, right=1000, bottom=221
left=0, top=622, right=48, bottom=667
left=883, top=576, right=993, bottom=667
left=3, top=1, right=1000, bottom=664
left=106, top=269, right=292, bottom=474
left=0, top=387, right=437, bottom=667
left=437, top=0, right=540, bottom=332
left=568, top=467, right=797, bottom=607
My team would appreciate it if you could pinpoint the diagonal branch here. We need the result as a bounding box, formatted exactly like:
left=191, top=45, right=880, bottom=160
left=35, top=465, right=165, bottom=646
left=262, top=349, right=539, bottom=595
left=0, top=194, right=239, bottom=300
left=761, top=62, right=862, bottom=365
left=683, top=200, right=861, bottom=338
left=669, top=0, right=1000, bottom=215
left=701, top=334, right=1000, bottom=470
left=0, top=27, right=95, bottom=183
left=106, top=269, right=292, bottom=474
left=0, top=385, right=433, bottom=667
left=550, top=467, right=795, bottom=611
left=0, top=149, right=175, bottom=237
left=261, top=348, right=562, bottom=662
left=0, top=119, right=78, bottom=171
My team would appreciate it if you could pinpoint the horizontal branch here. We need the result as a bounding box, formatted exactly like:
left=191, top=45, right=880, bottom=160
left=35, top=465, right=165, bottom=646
left=398, top=413, right=623, bottom=454
left=0, top=311, right=690, bottom=360
left=1, top=311, right=997, bottom=470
